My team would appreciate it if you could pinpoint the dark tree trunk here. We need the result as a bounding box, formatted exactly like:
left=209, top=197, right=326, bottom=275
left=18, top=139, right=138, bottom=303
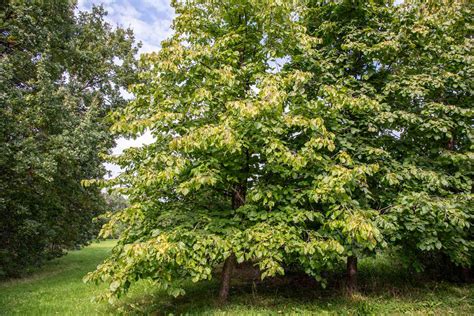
left=218, top=253, right=236, bottom=304
left=231, top=184, right=246, bottom=210
left=447, top=137, right=455, bottom=150
left=219, top=185, right=246, bottom=303
left=461, top=267, right=471, bottom=283
left=346, top=255, right=357, bottom=294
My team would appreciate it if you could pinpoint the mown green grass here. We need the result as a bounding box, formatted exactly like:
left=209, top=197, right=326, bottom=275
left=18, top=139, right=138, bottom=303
left=0, top=240, right=115, bottom=315
left=1, top=240, right=472, bottom=315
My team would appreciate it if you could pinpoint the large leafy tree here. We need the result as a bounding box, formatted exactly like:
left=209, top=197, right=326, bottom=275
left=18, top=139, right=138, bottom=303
left=87, top=0, right=472, bottom=303
left=376, top=0, right=473, bottom=274
left=0, top=2, right=138, bottom=277
left=87, top=0, right=384, bottom=302
left=300, top=0, right=472, bottom=278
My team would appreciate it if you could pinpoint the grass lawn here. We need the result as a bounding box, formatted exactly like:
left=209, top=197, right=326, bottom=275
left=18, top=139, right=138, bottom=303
left=0, top=240, right=472, bottom=315
left=0, top=240, right=115, bottom=315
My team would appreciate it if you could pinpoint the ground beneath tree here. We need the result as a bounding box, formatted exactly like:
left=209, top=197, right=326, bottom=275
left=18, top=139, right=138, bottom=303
left=0, top=240, right=472, bottom=315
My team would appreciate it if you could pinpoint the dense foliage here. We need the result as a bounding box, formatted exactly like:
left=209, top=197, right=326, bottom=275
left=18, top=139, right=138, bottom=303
left=0, top=2, right=138, bottom=277
left=375, top=0, right=473, bottom=271
left=302, top=0, right=473, bottom=271
left=36, top=0, right=471, bottom=303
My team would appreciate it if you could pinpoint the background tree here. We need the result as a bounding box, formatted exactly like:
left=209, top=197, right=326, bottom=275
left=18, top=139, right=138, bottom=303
left=376, top=0, right=473, bottom=276
left=300, top=0, right=472, bottom=283
left=0, top=1, right=138, bottom=277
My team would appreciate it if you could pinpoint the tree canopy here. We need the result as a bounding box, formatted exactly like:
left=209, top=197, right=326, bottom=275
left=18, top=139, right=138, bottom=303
left=18, top=0, right=467, bottom=303
left=0, top=1, right=138, bottom=277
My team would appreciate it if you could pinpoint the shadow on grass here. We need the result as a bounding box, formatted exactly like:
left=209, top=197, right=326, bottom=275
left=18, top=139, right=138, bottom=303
left=111, top=255, right=474, bottom=315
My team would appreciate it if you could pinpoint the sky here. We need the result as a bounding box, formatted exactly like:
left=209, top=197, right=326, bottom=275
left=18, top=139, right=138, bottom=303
left=78, top=0, right=174, bottom=54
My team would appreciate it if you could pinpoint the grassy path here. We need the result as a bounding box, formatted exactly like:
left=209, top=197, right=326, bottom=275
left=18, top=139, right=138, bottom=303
left=0, top=240, right=114, bottom=315
left=1, top=240, right=472, bottom=315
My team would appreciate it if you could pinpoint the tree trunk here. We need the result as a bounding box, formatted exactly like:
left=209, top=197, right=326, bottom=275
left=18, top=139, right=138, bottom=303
left=231, top=184, right=246, bottom=209
left=218, top=253, right=236, bottom=304
left=447, top=137, right=455, bottom=150
left=218, top=185, right=246, bottom=304
left=346, top=255, right=357, bottom=294
left=461, top=267, right=471, bottom=283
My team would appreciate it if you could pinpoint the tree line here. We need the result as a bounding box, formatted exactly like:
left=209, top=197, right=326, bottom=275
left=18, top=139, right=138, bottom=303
left=0, top=1, right=137, bottom=277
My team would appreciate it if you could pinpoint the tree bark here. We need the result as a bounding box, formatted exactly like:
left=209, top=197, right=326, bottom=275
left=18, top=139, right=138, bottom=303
left=447, top=137, right=455, bottom=150
left=346, top=255, right=357, bottom=294
left=231, top=183, right=246, bottom=210
left=461, top=267, right=471, bottom=283
left=218, top=185, right=246, bottom=304
left=218, top=253, right=236, bottom=304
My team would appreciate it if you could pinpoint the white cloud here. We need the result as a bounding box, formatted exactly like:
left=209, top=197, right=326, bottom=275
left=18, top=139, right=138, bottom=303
left=142, top=0, right=172, bottom=13
left=77, top=0, right=174, bottom=54
left=105, top=130, right=156, bottom=179
left=112, top=130, right=155, bottom=156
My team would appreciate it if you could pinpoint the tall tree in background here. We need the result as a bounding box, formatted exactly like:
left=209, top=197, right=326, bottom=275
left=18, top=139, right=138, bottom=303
left=301, top=0, right=472, bottom=284
left=377, top=0, right=473, bottom=275
left=86, top=0, right=384, bottom=303
left=0, top=1, right=138, bottom=277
